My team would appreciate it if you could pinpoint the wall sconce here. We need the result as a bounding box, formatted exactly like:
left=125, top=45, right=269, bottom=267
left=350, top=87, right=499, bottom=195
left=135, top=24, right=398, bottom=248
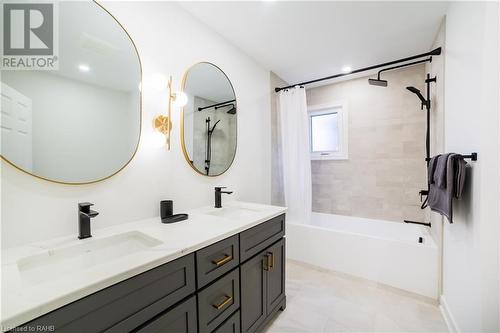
left=153, top=76, right=188, bottom=150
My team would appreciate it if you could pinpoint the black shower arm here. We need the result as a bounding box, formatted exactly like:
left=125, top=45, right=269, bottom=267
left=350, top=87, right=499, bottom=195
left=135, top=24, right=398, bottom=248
left=376, top=57, right=432, bottom=80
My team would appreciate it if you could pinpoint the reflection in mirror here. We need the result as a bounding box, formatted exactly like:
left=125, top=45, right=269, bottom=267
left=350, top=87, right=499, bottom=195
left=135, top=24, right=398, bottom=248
left=182, top=63, right=237, bottom=176
left=0, top=1, right=141, bottom=184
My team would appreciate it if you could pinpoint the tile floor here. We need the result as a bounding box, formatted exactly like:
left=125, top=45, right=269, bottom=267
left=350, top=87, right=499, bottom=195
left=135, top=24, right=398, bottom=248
left=264, top=260, right=449, bottom=333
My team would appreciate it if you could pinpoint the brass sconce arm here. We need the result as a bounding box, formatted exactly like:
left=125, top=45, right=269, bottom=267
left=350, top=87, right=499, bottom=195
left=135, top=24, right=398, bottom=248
left=153, top=76, right=186, bottom=150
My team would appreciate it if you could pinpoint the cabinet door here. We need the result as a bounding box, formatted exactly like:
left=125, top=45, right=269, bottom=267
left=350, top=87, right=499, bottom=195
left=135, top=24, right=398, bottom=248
left=240, top=252, right=267, bottom=333
left=135, top=296, right=197, bottom=333
left=213, top=310, right=240, bottom=333
left=266, top=238, right=286, bottom=315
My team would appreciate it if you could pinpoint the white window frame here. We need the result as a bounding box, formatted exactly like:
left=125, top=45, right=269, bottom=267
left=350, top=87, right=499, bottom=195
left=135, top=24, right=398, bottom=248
left=308, top=101, right=348, bottom=160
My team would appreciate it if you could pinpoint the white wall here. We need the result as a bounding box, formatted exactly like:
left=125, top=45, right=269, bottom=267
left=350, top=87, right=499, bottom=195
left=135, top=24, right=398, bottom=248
left=441, top=2, right=499, bottom=332
left=427, top=18, right=445, bottom=295
left=1, top=2, right=271, bottom=248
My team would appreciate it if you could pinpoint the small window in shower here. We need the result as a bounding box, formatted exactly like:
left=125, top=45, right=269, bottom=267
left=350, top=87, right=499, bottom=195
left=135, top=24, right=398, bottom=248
left=311, top=112, right=339, bottom=151
left=308, top=102, right=348, bottom=160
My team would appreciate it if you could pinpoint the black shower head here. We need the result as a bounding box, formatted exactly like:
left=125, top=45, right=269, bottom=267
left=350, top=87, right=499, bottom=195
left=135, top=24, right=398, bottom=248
left=406, top=86, right=427, bottom=104
left=406, top=86, right=420, bottom=94
left=215, top=103, right=236, bottom=114
left=368, top=78, right=388, bottom=87
left=226, top=106, right=236, bottom=114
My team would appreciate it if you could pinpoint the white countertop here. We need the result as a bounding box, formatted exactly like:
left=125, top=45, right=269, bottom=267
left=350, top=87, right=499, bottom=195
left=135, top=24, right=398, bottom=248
left=1, top=201, right=286, bottom=330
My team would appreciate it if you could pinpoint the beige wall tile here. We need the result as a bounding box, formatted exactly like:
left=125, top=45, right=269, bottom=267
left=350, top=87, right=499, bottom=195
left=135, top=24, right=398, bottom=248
left=308, top=65, right=427, bottom=222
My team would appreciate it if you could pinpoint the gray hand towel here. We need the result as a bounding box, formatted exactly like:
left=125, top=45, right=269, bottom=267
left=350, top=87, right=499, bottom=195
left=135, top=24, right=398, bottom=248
left=428, top=154, right=460, bottom=223
left=434, top=153, right=451, bottom=188
left=428, top=155, right=439, bottom=184
left=454, top=156, right=467, bottom=199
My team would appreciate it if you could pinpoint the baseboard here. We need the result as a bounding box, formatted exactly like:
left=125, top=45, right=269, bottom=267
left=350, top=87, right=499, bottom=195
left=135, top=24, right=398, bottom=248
left=439, top=295, right=460, bottom=333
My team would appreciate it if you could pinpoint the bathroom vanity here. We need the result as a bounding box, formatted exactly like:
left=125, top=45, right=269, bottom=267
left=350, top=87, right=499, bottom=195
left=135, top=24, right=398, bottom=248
left=1, top=202, right=286, bottom=333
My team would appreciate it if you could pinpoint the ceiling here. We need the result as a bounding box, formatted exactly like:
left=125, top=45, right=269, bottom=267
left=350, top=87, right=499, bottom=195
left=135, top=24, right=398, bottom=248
left=57, top=1, right=140, bottom=92
left=185, top=63, right=236, bottom=103
left=179, top=1, right=448, bottom=87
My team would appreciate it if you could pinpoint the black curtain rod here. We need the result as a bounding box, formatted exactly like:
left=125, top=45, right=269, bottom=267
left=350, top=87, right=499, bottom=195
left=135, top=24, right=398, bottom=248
left=214, top=103, right=234, bottom=110
left=274, top=47, right=442, bottom=92
left=198, top=99, right=236, bottom=111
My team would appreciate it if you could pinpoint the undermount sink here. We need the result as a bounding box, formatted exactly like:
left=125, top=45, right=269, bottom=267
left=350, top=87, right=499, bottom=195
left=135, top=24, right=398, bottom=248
left=17, top=231, right=162, bottom=285
left=206, top=206, right=261, bottom=219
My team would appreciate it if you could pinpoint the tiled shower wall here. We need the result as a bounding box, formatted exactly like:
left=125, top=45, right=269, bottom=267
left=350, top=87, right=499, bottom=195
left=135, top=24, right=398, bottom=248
left=306, top=65, right=427, bottom=222
left=192, top=96, right=237, bottom=175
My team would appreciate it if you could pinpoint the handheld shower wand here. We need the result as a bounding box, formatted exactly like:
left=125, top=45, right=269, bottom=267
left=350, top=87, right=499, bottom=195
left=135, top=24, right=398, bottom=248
left=204, top=117, right=221, bottom=175
left=406, top=74, right=437, bottom=212
left=406, top=86, right=429, bottom=110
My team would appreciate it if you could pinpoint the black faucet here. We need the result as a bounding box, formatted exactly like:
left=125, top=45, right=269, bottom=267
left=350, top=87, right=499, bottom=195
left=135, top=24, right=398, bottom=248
left=78, top=202, right=99, bottom=239
left=214, top=187, right=233, bottom=208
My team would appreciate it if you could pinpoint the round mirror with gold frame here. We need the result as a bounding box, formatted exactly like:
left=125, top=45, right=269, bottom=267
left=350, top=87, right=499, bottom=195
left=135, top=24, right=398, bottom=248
left=181, top=62, right=237, bottom=177
left=0, top=1, right=141, bottom=184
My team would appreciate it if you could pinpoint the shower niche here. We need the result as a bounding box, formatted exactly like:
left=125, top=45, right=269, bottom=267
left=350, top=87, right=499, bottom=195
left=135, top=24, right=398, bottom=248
left=181, top=62, right=237, bottom=176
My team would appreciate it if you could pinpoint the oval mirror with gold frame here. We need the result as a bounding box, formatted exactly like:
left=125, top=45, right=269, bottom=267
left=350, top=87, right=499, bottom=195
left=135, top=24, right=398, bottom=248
left=0, top=1, right=142, bottom=184
left=181, top=62, right=237, bottom=177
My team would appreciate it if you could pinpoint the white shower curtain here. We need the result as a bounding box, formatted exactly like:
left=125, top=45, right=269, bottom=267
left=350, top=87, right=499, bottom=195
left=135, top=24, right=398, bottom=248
left=278, top=87, right=312, bottom=224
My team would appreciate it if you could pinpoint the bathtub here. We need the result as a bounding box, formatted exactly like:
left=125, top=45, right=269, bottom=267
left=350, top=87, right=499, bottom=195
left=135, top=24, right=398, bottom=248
left=287, top=212, right=438, bottom=299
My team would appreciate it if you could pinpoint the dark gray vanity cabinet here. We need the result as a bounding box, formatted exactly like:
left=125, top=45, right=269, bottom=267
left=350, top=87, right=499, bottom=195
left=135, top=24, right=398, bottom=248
left=213, top=311, right=240, bottom=333
left=198, top=268, right=240, bottom=333
left=240, top=238, right=286, bottom=333
left=265, top=239, right=286, bottom=313
left=13, top=254, right=196, bottom=333
left=196, top=235, right=239, bottom=289
left=134, top=296, right=198, bottom=333
left=240, top=215, right=285, bottom=262
left=10, top=214, right=285, bottom=333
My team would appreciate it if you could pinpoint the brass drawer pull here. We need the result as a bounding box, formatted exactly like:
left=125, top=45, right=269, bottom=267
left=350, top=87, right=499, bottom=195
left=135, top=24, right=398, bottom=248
left=263, top=255, right=269, bottom=271
left=263, top=252, right=273, bottom=271
left=267, top=252, right=274, bottom=270
left=212, top=254, right=233, bottom=266
left=212, top=295, right=233, bottom=310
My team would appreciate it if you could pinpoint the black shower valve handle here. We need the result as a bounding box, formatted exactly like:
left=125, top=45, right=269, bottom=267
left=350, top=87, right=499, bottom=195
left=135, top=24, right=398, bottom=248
left=419, top=189, right=429, bottom=201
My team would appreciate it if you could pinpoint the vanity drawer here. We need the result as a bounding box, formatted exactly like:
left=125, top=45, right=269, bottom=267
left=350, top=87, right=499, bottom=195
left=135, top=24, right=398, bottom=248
left=197, top=268, right=240, bottom=333
left=196, top=235, right=239, bottom=288
left=16, top=254, right=196, bottom=333
left=213, top=310, right=240, bottom=333
left=240, top=214, right=285, bottom=262
left=133, top=295, right=197, bottom=333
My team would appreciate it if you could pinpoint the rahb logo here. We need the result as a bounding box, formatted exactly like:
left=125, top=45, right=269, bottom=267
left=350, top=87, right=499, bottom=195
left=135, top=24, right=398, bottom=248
left=2, top=1, right=58, bottom=70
